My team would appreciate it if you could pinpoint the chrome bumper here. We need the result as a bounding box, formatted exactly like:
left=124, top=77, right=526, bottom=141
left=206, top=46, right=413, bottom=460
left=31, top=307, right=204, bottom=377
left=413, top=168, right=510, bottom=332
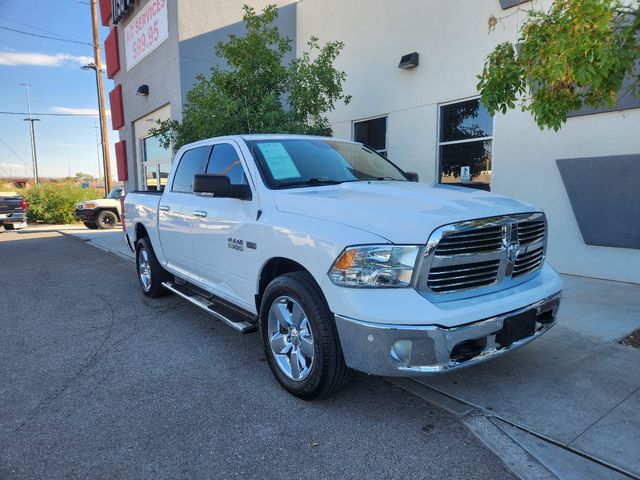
left=334, top=292, right=561, bottom=376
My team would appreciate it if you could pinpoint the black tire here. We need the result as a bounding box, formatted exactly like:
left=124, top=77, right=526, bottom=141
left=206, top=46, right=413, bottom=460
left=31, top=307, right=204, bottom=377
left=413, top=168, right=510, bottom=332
left=259, top=271, right=352, bottom=400
left=135, top=237, right=171, bottom=297
left=83, top=221, right=99, bottom=229
left=95, top=210, right=118, bottom=229
left=3, top=223, right=14, bottom=231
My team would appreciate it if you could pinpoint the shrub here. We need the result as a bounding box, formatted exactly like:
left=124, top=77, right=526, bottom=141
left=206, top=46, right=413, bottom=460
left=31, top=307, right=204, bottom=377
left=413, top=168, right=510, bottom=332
left=21, top=182, right=101, bottom=224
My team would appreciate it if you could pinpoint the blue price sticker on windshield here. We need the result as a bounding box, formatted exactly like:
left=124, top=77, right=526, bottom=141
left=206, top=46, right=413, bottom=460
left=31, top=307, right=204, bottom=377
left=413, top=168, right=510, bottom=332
left=257, top=143, right=301, bottom=180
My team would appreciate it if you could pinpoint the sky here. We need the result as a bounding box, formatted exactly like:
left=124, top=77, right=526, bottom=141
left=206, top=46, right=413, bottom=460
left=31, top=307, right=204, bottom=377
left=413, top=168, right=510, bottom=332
left=0, top=0, right=116, bottom=179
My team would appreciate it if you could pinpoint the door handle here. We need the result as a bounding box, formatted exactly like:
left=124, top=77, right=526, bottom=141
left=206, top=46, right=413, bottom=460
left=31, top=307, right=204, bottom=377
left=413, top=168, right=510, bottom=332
left=192, top=210, right=207, bottom=218
left=159, top=205, right=170, bottom=212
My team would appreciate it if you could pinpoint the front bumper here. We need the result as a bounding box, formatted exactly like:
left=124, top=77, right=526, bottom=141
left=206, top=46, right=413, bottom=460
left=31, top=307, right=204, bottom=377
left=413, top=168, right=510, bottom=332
left=334, top=291, right=561, bottom=376
left=73, top=209, right=95, bottom=221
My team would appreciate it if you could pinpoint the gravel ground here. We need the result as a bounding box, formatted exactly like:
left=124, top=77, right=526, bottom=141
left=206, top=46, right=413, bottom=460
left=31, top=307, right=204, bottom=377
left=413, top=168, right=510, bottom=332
left=0, top=230, right=514, bottom=479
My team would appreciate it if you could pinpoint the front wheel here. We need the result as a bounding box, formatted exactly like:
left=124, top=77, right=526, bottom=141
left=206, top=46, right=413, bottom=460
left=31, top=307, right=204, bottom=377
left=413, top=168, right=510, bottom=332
left=136, top=237, right=170, bottom=297
left=96, top=210, right=118, bottom=229
left=260, top=271, right=352, bottom=399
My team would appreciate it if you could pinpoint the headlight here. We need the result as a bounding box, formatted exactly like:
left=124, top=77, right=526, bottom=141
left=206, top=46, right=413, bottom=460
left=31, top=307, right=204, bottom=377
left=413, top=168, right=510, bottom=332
left=328, top=245, right=420, bottom=288
left=84, top=203, right=96, bottom=209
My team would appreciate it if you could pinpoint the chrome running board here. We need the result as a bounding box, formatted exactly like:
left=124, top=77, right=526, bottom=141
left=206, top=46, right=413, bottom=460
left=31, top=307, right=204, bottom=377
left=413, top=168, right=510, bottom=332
left=162, top=281, right=257, bottom=333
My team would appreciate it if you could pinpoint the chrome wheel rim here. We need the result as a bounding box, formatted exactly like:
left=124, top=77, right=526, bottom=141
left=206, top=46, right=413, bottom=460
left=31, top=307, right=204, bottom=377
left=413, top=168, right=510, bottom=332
left=267, top=296, right=315, bottom=381
left=138, top=248, right=152, bottom=291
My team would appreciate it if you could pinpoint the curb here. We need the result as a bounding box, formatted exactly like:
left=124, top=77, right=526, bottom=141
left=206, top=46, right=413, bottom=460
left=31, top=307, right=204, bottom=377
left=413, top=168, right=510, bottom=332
left=387, top=378, right=555, bottom=480
left=60, top=230, right=135, bottom=264
left=387, top=378, right=638, bottom=480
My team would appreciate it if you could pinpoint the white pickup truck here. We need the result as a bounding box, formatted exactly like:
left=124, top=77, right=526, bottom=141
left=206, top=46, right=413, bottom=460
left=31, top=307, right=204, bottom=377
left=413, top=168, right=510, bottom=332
left=124, top=134, right=562, bottom=399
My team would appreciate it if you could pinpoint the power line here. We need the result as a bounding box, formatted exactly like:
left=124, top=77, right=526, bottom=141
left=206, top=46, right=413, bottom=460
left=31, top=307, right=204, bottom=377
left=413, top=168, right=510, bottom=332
left=0, top=111, right=99, bottom=117
left=0, top=25, right=93, bottom=46
left=0, top=137, right=29, bottom=166
left=0, top=15, right=81, bottom=43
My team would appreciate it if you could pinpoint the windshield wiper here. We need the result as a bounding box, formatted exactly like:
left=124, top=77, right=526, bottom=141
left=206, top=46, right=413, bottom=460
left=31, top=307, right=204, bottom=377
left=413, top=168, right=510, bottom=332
left=278, top=178, right=347, bottom=188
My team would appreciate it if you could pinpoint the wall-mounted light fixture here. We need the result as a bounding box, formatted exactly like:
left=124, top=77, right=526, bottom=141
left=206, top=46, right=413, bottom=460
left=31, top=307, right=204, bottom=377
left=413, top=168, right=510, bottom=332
left=398, top=52, right=419, bottom=69
left=136, top=84, right=149, bottom=96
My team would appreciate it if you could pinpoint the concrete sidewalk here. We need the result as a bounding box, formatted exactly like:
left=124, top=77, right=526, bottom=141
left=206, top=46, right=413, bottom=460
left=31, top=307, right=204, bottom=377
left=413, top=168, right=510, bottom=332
left=27, top=224, right=640, bottom=477
left=23, top=224, right=135, bottom=263
left=411, top=275, right=640, bottom=478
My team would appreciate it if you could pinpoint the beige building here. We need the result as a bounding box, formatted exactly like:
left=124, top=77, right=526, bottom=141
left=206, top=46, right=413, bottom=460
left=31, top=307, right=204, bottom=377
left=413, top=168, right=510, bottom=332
left=101, top=0, right=640, bottom=283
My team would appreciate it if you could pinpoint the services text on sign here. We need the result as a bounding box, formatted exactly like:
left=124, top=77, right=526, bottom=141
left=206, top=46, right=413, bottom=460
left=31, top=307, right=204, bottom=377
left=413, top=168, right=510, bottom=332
left=124, top=0, right=168, bottom=71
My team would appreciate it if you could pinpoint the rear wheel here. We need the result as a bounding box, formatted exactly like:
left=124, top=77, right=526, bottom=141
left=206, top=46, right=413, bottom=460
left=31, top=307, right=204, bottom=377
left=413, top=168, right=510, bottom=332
left=136, top=237, right=170, bottom=297
left=260, top=271, right=352, bottom=399
left=83, top=221, right=98, bottom=229
left=3, top=223, right=14, bottom=231
left=96, top=210, right=118, bottom=229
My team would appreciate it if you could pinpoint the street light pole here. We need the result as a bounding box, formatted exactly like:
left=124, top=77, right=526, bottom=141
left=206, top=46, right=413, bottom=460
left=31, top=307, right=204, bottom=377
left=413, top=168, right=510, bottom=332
left=21, top=83, right=40, bottom=185
left=88, top=0, right=112, bottom=196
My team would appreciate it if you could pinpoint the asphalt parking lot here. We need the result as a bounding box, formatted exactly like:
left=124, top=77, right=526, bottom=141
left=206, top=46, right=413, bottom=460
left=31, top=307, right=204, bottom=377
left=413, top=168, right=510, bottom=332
left=0, top=230, right=515, bottom=479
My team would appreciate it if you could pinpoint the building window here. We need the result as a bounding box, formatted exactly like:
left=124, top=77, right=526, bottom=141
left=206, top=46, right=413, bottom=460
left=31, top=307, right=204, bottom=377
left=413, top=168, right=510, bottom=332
left=141, top=135, right=171, bottom=191
left=438, top=98, right=493, bottom=191
left=353, top=116, right=387, bottom=156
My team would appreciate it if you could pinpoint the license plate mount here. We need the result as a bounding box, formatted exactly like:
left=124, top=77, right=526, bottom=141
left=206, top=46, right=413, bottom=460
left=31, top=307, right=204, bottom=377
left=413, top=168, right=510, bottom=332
left=496, top=309, right=537, bottom=348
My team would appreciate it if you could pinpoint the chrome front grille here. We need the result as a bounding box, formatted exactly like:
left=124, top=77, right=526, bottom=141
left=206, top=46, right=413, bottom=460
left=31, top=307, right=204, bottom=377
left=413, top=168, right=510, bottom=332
left=417, top=213, right=547, bottom=300
left=434, top=226, right=503, bottom=256
left=513, top=246, right=544, bottom=278
left=428, top=259, right=501, bottom=292
left=517, top=221, right=545, bottom=245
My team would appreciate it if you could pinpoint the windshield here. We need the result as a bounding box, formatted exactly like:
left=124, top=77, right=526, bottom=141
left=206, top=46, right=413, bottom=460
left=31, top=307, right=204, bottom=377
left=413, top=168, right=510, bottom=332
left=248, top=139, right=409, bottom=189
left=107, top=188, right=123, bottom=199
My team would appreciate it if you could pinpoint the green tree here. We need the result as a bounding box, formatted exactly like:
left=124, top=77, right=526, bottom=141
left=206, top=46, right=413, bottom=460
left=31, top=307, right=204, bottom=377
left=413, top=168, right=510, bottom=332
left=477, top=0, right=639, bottom=130
left=151, top=4, right=351, bottom=150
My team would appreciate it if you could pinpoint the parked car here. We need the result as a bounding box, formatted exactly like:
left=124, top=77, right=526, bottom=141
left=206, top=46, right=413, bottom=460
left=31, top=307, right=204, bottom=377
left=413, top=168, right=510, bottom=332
left=74, top=187, right=123, bottom=229
left=124, top=135, right=562, bottom=399
left=0, top=191, right=27, bottom=230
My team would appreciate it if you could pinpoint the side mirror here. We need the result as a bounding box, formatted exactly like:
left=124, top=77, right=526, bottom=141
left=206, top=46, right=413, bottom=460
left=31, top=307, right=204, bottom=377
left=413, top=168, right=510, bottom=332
left=405, top=171, right=419, bottom=182
left=193, top=174, right=252, bottom=200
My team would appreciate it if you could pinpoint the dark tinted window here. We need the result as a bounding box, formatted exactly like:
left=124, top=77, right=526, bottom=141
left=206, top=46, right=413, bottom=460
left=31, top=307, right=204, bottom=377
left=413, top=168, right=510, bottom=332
left=440, top=99, right=493, bottom=142
left=172, top=146, right=210, bottom=193
left=206, top=143, right=247, bottom=185
left=353, top=116, right=387, bottom=152
left=439, top=141, right=492, bottom=191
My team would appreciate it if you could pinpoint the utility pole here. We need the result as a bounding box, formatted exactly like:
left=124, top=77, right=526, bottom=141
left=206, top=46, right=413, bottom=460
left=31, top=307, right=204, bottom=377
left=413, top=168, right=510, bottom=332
left=21, top=83, right=40, bottom=185
left=94, top=123, right=102, bottom=181
left=88, top=0, right=112, bottom=196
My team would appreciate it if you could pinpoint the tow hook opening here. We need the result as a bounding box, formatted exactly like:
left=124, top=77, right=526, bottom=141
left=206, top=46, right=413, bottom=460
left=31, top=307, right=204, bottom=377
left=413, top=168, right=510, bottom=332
left=450, top=338, right=487, bottom=363
left=537, top=309, right=554, bottom=325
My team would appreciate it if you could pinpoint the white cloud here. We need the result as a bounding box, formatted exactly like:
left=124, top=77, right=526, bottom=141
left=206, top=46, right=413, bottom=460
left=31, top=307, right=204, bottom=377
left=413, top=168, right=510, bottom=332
left=0, top=52, right=94, bottom=67
left=50, top=107, right=111, bottom=117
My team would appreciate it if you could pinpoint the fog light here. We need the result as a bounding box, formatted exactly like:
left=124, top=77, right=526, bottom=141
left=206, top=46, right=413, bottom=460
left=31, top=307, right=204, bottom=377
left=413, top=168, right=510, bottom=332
left=391, top=340, right=412, bottom=365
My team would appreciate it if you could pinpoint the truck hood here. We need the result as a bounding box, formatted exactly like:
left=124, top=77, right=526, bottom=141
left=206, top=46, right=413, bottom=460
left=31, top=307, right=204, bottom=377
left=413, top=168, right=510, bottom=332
left=77, top=198, right=121, bottom=210
left=274, top=181, right=537, bottom=244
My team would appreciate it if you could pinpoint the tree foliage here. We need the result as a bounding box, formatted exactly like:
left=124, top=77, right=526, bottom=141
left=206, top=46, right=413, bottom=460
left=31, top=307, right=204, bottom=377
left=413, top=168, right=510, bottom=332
left=151, top=4, right=351, bottom=149
left=477, top=0, right=640, bottom=130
